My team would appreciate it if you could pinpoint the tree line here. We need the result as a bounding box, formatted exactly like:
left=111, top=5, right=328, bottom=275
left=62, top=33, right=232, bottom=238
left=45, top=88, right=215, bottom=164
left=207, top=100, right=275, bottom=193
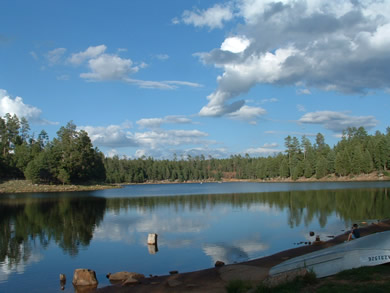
left=1, top=113, right=390, bottom=184
left=0, top=113, right=105, bottom=184
left=104, top=127, right=390, bottom=183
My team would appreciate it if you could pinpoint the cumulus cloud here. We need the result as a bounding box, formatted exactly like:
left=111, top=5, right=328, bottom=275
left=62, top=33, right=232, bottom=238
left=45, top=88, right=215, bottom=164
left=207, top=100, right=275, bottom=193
left=227, top=105, right=266, bottom=123
left=221, top=36, right=251, bottom=53
left=189, top=0, right=390, bottom=117
left=68, top=45, right=107, bottom=65
left=198, top=47, right=297, bottom=117
left=79, top=123, right=137, bottom=148
left=80, top=54, right=139, bottom=81
left=48, top=45, right=202, bottom=89
left=0, top=89, right=57, bottom=125
left=296, top=88, right=311, bottom=95
left=155, top=54, right=169, bottom=60
left=179, top=3, right=233, bottom=29
left=261, top=98, right=278, bottom=104
left=244, top=143, right=281, bottom=156
left=135, top=129, right=209, bottom=149
left=81, top=122, right=211, bottom=151
left=298, top=111, right=378, bottom=132
left=137, top=115, right=193, bottom=129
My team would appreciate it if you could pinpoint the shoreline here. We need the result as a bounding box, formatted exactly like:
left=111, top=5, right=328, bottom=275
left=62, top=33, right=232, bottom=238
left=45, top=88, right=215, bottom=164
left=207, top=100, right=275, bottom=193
left=123, top=172, right=390, bottom=185
left=1, top=172, right=389, bottom=194
left=95, top=219, right=390, bottom=293
left=0, top=180, right=120, bottom=194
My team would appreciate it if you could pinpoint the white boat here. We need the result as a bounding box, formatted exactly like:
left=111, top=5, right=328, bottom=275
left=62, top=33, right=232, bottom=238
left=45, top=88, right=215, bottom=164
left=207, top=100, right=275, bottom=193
left=269, top=231, right=390, bottom=278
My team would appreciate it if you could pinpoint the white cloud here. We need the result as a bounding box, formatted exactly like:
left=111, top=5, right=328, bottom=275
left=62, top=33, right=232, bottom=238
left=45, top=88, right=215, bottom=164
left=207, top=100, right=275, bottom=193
left=0, top=89, right=57, bottom=125
left=46, top=48, right=66, bottom=65
left=134, top=147, right=229, bottom=160
left=79, top=123, right=137, bottom=148
left=298, top=111, right=378, bottom=132
left=261, top=98, right=278, bottom=104
left=81, top=54, right=139, bottom=81
left=64, top=45, right=202, bottom=89
left=265, top=130, right=316, bottom=137
left=297, top=89, right=311, bottom=95
left=68, top=44, right=107, bottom=65
left=180, top=3, right=234, bottom=29
left=155, top=54, right=169, bottom=60
left=221, top=36, right=250, bottom=53
left=244, top=143, right=281, bottom=156
left=227, top=105, right=266, bottom=123
left=135, top=129, right=209, bottom=149
left=190, top=0, right=390, bottom=117
left=81, top=122, right=211, bottom=152
left=137, top=115, right=192, bottom=129
left=199, top=47, right=298, bottom=117
left=123, top=78, right=202, bottom=90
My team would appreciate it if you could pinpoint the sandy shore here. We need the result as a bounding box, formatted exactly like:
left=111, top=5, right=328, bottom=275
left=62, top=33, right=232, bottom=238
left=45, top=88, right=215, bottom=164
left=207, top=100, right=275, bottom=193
left=94, top=219, right=390, bottom=293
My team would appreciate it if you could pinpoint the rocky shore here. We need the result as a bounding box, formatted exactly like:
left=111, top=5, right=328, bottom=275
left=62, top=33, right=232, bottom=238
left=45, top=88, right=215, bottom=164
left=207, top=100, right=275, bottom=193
left=93, top=219, right=390, bottom=293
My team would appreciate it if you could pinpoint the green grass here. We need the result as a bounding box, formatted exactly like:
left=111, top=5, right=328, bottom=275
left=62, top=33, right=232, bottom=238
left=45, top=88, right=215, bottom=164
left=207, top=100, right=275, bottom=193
left=226, top=280, right=253, bottom=293
left=334, top=264, right=390, bottom=282
left=227, top=265, right=390, bottom=293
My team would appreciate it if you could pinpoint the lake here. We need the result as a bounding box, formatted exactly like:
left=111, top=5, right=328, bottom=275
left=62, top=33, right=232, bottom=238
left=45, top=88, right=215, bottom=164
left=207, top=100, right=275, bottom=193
left=1, top=181, right=390, bottom=292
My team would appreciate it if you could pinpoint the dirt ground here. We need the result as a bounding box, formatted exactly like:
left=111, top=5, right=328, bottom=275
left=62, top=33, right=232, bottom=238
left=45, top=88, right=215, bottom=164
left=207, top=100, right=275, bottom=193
left=93, top=219, right=390, bottom=293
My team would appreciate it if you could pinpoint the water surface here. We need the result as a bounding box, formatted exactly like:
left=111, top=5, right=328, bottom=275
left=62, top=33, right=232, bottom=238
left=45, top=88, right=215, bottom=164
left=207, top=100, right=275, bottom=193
left=1, top=181, right=390, bottom=292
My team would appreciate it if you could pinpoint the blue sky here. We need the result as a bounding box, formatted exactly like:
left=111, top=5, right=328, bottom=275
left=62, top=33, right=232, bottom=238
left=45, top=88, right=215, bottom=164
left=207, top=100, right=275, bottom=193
left=1, top=0, right=390, bottom=159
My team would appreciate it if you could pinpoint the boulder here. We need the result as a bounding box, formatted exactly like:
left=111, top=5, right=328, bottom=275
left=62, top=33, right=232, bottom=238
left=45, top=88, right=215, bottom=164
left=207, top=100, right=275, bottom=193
left=215, top=260, right=225, bottom=267
left=72, top=269, right=98, bottom=287
left=108, top=271, right=145, bottom=283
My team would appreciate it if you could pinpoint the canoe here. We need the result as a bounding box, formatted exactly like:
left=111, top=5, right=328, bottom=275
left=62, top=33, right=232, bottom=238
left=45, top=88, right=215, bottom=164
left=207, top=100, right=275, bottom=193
left=269, top=230, right=390, bottom=278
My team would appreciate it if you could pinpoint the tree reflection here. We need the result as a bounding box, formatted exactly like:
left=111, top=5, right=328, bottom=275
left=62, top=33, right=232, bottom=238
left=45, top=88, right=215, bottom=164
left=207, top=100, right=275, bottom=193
left=106, top=188, right=390, bottom=227
left=0, top=196, right=106, bottom=267
left=1, top=187, right=389, bottom=269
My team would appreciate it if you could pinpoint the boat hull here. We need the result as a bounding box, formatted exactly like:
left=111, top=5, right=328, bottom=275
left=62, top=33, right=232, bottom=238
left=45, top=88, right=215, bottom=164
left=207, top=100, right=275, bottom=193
left=270, top=231, right=390, bottom=278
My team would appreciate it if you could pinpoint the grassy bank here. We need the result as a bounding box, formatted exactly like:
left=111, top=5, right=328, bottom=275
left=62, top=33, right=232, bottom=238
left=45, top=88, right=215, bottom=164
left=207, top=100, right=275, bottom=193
left=227, top=264, right=390, bottom=292
left=0, top=180, right=120, bottom=194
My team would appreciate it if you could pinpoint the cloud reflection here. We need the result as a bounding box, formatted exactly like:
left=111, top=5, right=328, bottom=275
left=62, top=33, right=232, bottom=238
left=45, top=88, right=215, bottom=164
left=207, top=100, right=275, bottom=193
left=203, top=239, right=269, bottom=264
left=0, top=246, right=43, bottom=283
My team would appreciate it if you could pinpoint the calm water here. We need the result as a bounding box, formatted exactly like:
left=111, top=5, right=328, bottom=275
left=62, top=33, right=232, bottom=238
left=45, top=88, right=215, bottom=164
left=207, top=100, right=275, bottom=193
left=1, top=181, right=390, bottom=292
